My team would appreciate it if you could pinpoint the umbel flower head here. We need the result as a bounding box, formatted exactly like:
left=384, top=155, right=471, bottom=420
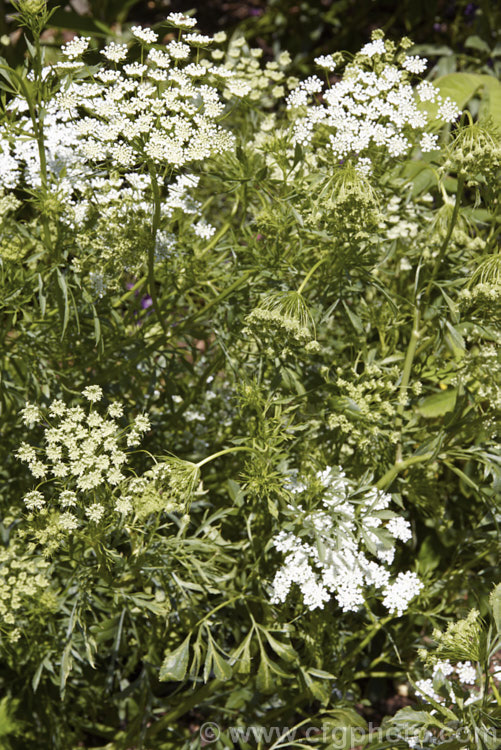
left=428, top=609, right=484, bottom=663
left=244, top=291, right=318, bottom=354
left=16, top=387, right=152, bottom=543
left=0, top=15, right=264, bottom=290
left=270, top=467, right=422, bottom=615
left=448, top=119, right=501, bottom=184
left=286, top=29, right=460, bottom=170
left=127, top=457, right=202, bottom=518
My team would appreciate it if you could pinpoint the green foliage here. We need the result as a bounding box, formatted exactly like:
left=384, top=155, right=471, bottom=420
left=0, top=5, right=499, bottom=749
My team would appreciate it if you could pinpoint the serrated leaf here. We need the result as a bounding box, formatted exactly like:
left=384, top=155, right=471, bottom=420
left=159, top=635, right=190, bottom=682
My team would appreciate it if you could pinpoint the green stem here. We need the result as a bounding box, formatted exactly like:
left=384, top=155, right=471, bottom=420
left=196, top=445, right=253, bottom=469
left=376, top=451, right=434, bottom=491
left=184, top=268, right=253, bottom=325
left=297, top=256, right=327, bottom=294
left=395, top=305, right=421, bottom=463
left=193, top=594, right=244, bottom=629
left=147, top=164, right=168, bottom=337
left=423, top=176, right=465, bottom=302
left=348, top=614, right=394, bottom=659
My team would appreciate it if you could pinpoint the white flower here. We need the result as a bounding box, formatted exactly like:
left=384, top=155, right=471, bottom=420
left=314, top=55, right=337, bottom=71
left=61, top=36, right=91, bottom=60
left=415, top=678, right=443, bottom=704
left=193, top=220, right=216, bottom=239
left=23, top=490, right=45, bottom=511
left=185, top=33, right=213, bottom=46
left=167, top=12, right=197, bottom=28
left=387, top=517, right=412, bottom=542
left=226, top=79, right=252, bottom=97
left=456, top=661, right=477, bottom=685
left=59, top=490, right=78, bottom=508
left=102, top=42, right=128, bottom=62
left=355, top=156, right=373, bottom=177
left=134, top=414, right=150, bottom=432
left=108, top=403, right=124, bottom=418
left=29, top=460, right=48, bottom=478
left=115, top=496, right=133, bottom=514
left=382, top=571, right=423, bottom=616
left=82, top=385, right=103, bottom=403
left=167, top=41, right=191, bottom=60
left=360, top=39, right=386, bottom=57
left=438, top=97, right=461, bottom=123
left=49, top=399, right=66, bottom=417
left=131, top=26, right=158, bottom=44
left=17, top=443, right=37, bottom=462
left=58, top=512, right=79, bottom=531
left=416, top=80, right=438, bottom=103
left=123, top=62, right=148, bottom=78
left=433, top=659, right=454, bottom=678
left=21, top=402, right=41, bottom=427
left=402, top=55, right=427, bottom=74
left=85, top=503, right=105, bottom=522
left=420, top=132, right=439, bottom=152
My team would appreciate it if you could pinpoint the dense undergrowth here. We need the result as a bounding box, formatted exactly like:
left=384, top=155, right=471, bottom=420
left=0, top=1, right=500, bottom=747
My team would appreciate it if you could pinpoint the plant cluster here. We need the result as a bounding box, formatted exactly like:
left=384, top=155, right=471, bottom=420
left=0, top=1, right=500, bottom=747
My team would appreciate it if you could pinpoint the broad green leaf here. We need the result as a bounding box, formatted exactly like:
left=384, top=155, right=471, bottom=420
left=418, top=389, right=457, bottom=418
left=465, top=35, right=491, bottom=53
left=159, top=635, right=190, bottom=682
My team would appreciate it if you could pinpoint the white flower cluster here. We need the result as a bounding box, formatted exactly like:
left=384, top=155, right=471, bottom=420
left=17, top=387, right=151, bottom=531
left=60, top=31, right=236, bottom=168
left=286, top=36, right=460, bottom=167
left=0, top=16, right=248, bottom=273
left=415, top=659, right=481, bottom=707
left=0, top=538, right=50, bottom=639
left=270, top=468, right=422, bottom=614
